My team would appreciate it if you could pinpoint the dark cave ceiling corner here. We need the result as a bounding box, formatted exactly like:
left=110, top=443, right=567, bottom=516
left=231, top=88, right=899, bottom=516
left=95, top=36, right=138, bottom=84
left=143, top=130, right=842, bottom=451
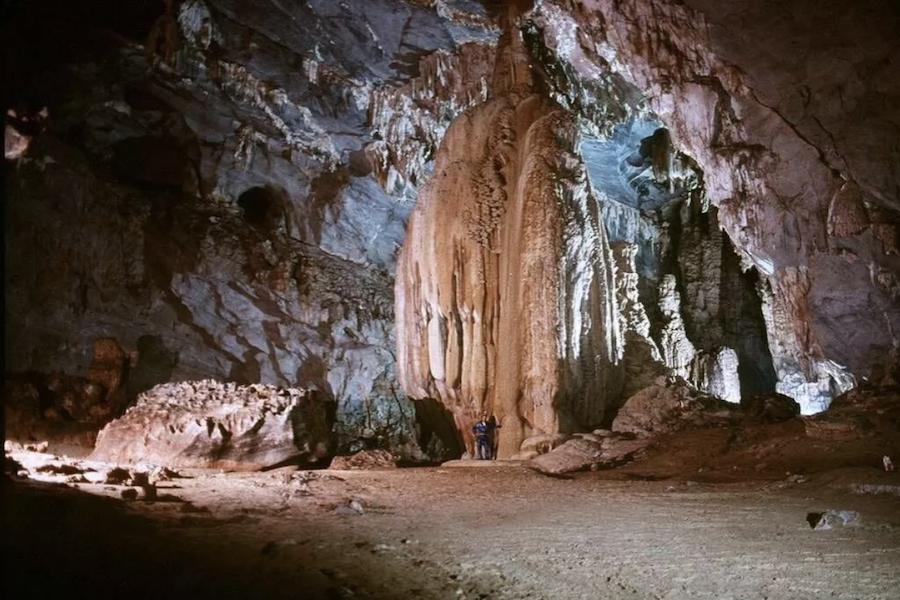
left=3, top=0, right=899, bottom=459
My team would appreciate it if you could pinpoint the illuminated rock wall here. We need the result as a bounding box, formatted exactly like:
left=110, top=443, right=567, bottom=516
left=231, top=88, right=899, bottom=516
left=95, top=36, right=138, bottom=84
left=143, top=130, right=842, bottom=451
left=396, top=26, right=624, bottom=457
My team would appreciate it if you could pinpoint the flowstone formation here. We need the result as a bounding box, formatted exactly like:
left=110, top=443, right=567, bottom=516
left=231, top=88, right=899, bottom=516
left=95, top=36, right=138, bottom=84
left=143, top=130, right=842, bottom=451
left=397, top=21, right=626, bottom=457
left=396, top=5, right=785, bottom=456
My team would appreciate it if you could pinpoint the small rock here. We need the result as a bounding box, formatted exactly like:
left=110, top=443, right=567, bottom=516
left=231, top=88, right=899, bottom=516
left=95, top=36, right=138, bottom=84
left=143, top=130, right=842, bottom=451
left=334, top=504, right=361, bottom=516
left=807, top=510, right=861, bottom=530
left=25, top=441, right=49, bottom=453
left=121, top=488, right=139, bottom=501
left=149, top=466, right=181, bottom=483
left=105, top=467, right=131, bottom=485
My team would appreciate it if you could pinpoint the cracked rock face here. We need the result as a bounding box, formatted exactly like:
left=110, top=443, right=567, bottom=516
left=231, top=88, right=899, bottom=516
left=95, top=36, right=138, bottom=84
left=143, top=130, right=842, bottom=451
left=4, top=0, right=899, bottom=458
left=530, top=0, right=900, bottom=411
left=3, top=0, right=498, bottom=459
left=90, top=380, right=334, bottom=470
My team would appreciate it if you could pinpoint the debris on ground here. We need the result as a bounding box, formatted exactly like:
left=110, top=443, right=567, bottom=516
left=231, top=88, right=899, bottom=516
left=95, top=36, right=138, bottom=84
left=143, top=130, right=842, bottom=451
left=807, top=510, right=861, bottom=530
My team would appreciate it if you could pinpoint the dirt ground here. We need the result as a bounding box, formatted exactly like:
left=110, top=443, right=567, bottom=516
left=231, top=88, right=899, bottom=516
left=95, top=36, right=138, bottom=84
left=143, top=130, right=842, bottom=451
left=5, top=443, right=900, bottom=600
left=6, top=383, right=900, bottom=599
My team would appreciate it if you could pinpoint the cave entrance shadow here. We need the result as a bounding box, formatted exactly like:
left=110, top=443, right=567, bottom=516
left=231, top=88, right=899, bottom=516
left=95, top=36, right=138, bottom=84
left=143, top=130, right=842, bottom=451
left=413, top=398, right=463, bottom=462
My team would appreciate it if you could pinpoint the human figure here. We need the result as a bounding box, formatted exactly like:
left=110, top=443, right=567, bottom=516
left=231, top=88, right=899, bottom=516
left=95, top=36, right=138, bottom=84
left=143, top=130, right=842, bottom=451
left=472, top=414, right=491, bottom=460
left=488, top=415, right=500, bottom=460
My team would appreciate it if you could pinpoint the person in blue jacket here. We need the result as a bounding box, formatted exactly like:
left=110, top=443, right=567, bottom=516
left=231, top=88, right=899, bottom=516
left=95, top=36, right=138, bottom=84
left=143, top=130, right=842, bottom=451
left=472, top=413, right=498, bottom=460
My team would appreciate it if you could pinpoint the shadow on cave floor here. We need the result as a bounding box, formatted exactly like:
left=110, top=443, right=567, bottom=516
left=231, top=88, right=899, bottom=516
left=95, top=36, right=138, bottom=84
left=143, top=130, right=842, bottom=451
left=3, top=476, right=477, bottom=600
left=5, top=386, right=900, bottom=599
left=6, top=455, right=900, bottom=600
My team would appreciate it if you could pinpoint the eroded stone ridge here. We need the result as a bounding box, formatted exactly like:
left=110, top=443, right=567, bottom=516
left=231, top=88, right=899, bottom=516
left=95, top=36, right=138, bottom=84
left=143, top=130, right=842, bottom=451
left=90, top=380, right=334, bottom=470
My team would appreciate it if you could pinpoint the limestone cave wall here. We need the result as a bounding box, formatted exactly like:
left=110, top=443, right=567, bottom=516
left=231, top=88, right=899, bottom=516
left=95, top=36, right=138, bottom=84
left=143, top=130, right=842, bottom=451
left=4, top=0, right=499, bottom=459
left=4, top=0, right=898, bottom=459
left=528, top=0, right=900, bottom=411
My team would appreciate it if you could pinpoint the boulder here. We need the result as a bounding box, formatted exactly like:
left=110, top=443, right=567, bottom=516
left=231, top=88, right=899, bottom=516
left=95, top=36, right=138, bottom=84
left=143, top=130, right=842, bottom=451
left=527, top=434, right=650, bottom=475
left=740, top=393, right=801, bottom=423
left=90, top=380, right=335, bottom=470
left=528, top=437, right=604, bottom=475
left=807, top=510, right=860, bottom=530
left=612, top=377, right=739, bottom=437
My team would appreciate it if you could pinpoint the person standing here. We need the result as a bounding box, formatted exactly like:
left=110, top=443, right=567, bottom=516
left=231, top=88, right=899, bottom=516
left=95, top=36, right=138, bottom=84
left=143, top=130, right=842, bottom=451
left=472, top=414, right=491, bottom=460
left=488, top=415, right=500, bottom=459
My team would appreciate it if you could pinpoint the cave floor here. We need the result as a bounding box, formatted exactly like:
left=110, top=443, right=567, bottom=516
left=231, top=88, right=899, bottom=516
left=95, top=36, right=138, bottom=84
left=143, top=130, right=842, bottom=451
left=5, top=452, right=900, bottom=600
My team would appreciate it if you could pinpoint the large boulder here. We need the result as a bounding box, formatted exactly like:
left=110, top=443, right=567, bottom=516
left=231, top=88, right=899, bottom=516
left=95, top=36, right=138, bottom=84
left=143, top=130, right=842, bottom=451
left=90, top=380, right=335, bottom=470
left=527, top=433, right=649, bottom=475
left=528, top=437, right=604, bottom=475
left=612, top=376, right=739, bottom=437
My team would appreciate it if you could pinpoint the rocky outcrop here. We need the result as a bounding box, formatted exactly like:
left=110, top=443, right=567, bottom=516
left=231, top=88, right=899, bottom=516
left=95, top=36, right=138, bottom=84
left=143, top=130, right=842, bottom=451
left=612, top=377, right=739, bottom=438
left=396, top=19, right=626, bottom=457
left=90, top=380, right=334, bottom=470
left=528, top=0, right=900, bottom=411
left=4, top=0, right=898, bottom=460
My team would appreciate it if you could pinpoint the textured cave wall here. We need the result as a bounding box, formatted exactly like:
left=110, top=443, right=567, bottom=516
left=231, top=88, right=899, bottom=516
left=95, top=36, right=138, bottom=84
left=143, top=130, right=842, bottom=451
left=3, top=0, right=498, bottom=457
left=396, top=21, right=626, bottom=457
left=5, top=0, right=898, bottom=462
left=579, top=116, right=776, bottom=404
left=397, top=0, right=899, bottom=457
left=529, top=0, right=900, bottom=412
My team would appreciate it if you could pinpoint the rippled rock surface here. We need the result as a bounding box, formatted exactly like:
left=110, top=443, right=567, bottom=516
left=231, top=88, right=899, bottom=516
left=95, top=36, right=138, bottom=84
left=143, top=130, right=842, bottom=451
left=91, top=380, right=334, bottom=470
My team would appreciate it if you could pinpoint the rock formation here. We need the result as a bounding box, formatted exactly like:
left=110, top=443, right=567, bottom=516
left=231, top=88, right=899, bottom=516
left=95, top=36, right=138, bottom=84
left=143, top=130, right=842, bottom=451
left=3, top=0, right=500, bottom=458
left=3, top=0, right=898, bottom=459
left=90, top=380, right=334, bottom=470
left=396, top=13, right=628, bottom=456
left=527, top=0, right=900, bottom=412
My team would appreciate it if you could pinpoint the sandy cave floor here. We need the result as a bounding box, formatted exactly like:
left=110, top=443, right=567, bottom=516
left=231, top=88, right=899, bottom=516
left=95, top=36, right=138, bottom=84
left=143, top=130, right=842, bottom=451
left=4, top=448, right=900, bottom=600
